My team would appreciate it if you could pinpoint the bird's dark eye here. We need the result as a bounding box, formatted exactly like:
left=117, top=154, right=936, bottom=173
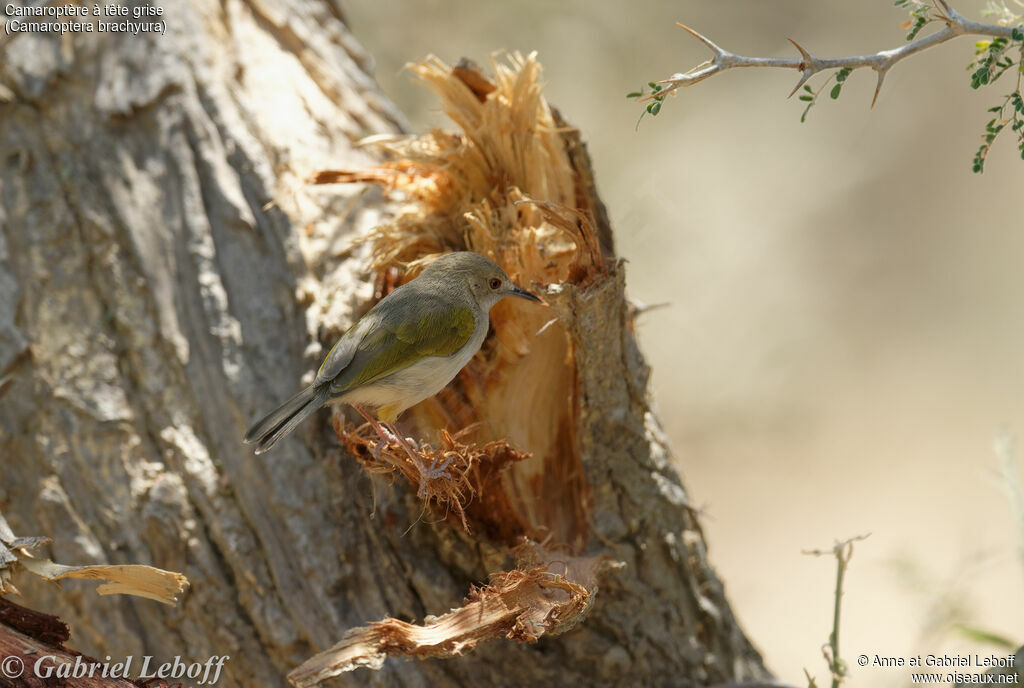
left=488, top=278, right=502, bottom=290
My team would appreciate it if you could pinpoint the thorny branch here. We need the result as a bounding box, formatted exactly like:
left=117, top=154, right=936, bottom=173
left=651, top=1, right=1021, bottom=108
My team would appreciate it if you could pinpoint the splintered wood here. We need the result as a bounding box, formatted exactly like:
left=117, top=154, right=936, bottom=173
left=287, top=543, right=611, bottom=687
left=0, top=511, right=188, bottom=605
left=314, top=52, right=607, bottom=549
left=334, top=417, right=534, bottom=542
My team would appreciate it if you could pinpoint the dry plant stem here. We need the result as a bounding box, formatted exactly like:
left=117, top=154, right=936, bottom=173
left=803, top=534, right=870, bottom=688
left=659, top=1, right=1021, bottom=106
left=828, top=545, right=850, bottom=688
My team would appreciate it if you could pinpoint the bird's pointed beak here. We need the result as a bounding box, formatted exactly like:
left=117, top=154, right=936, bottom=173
left=510, top=284, right=543, bottom=303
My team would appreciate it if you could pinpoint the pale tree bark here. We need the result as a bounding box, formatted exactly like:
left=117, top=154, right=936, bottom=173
left=0, top=1, right=769, bottom=687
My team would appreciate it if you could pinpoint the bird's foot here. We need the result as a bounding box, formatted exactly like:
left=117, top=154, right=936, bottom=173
left=376, top=422, right=423, bottom=450
left=413, top=455, right=454, bottom=500
left=377, top=422, right=450, bottom=498
left=351, top=407, right=455, bottom=497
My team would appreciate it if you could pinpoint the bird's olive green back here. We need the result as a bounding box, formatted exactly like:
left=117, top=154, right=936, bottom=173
left=322, top=293, right=477, bottom=395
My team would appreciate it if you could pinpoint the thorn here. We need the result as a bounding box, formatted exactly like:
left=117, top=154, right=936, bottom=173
left=934, top=0, right=960, bottom=25
left=871, top=68, right=888, bottom=108
left=787, top=37, right=814, bottom=68
left=787, top=70, right=815, bottom=99
left=676, top=22, right=726, bottom=55
left=786, top=38, right=818, bottom=98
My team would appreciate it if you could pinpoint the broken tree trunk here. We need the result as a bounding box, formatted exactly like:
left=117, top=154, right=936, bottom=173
left=0, top=1, right=769, bottom=686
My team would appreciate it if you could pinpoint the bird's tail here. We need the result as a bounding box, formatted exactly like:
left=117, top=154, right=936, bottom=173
left=244, top=384, right=329, bottom=455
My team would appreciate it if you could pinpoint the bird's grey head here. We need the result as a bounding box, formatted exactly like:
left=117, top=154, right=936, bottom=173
left=419, top=252, right=542, bottom=311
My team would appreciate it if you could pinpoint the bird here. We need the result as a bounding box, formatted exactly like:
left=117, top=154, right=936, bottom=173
left=244, top=252, right=542, bottom=478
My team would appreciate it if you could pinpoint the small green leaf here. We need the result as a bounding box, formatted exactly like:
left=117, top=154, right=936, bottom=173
left=626, top=91, right=643, bottom=99
left=798, top=95, right=814, bottom=101
left=830, top=84, right=842, bottom=99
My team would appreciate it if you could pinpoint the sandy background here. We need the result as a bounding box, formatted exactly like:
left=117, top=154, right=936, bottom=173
left=343, top=1, right=1024, bottom=685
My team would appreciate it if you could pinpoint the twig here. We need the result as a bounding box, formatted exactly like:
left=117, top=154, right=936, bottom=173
left=803, top=534, right=870, bottom=688
left=652, top=1, right=1021, bottom=107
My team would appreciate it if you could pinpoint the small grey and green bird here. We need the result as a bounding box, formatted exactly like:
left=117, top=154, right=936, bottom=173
left=244, top=252, right=541, bottom=460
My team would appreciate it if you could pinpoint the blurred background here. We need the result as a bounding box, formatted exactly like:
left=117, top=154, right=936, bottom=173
left=343, top=1, right=1023, bottom=685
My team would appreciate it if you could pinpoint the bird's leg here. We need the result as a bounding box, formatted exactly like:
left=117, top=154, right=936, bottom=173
left=384, top=422, right=453, bottom=476
left=381, top=422, right=454, bottom=499
left=352, top=406, right=451, bottom=498
left=351, top=405, right=391, bottom=458
left=351, top=406, right=405, bottom=451
left=352, top=404, right=389, bottom=439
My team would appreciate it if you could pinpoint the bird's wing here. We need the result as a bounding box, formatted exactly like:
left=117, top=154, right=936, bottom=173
left=314, top=317, right=370, bottom=386
left=321, top=293, right=477, bottom=395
